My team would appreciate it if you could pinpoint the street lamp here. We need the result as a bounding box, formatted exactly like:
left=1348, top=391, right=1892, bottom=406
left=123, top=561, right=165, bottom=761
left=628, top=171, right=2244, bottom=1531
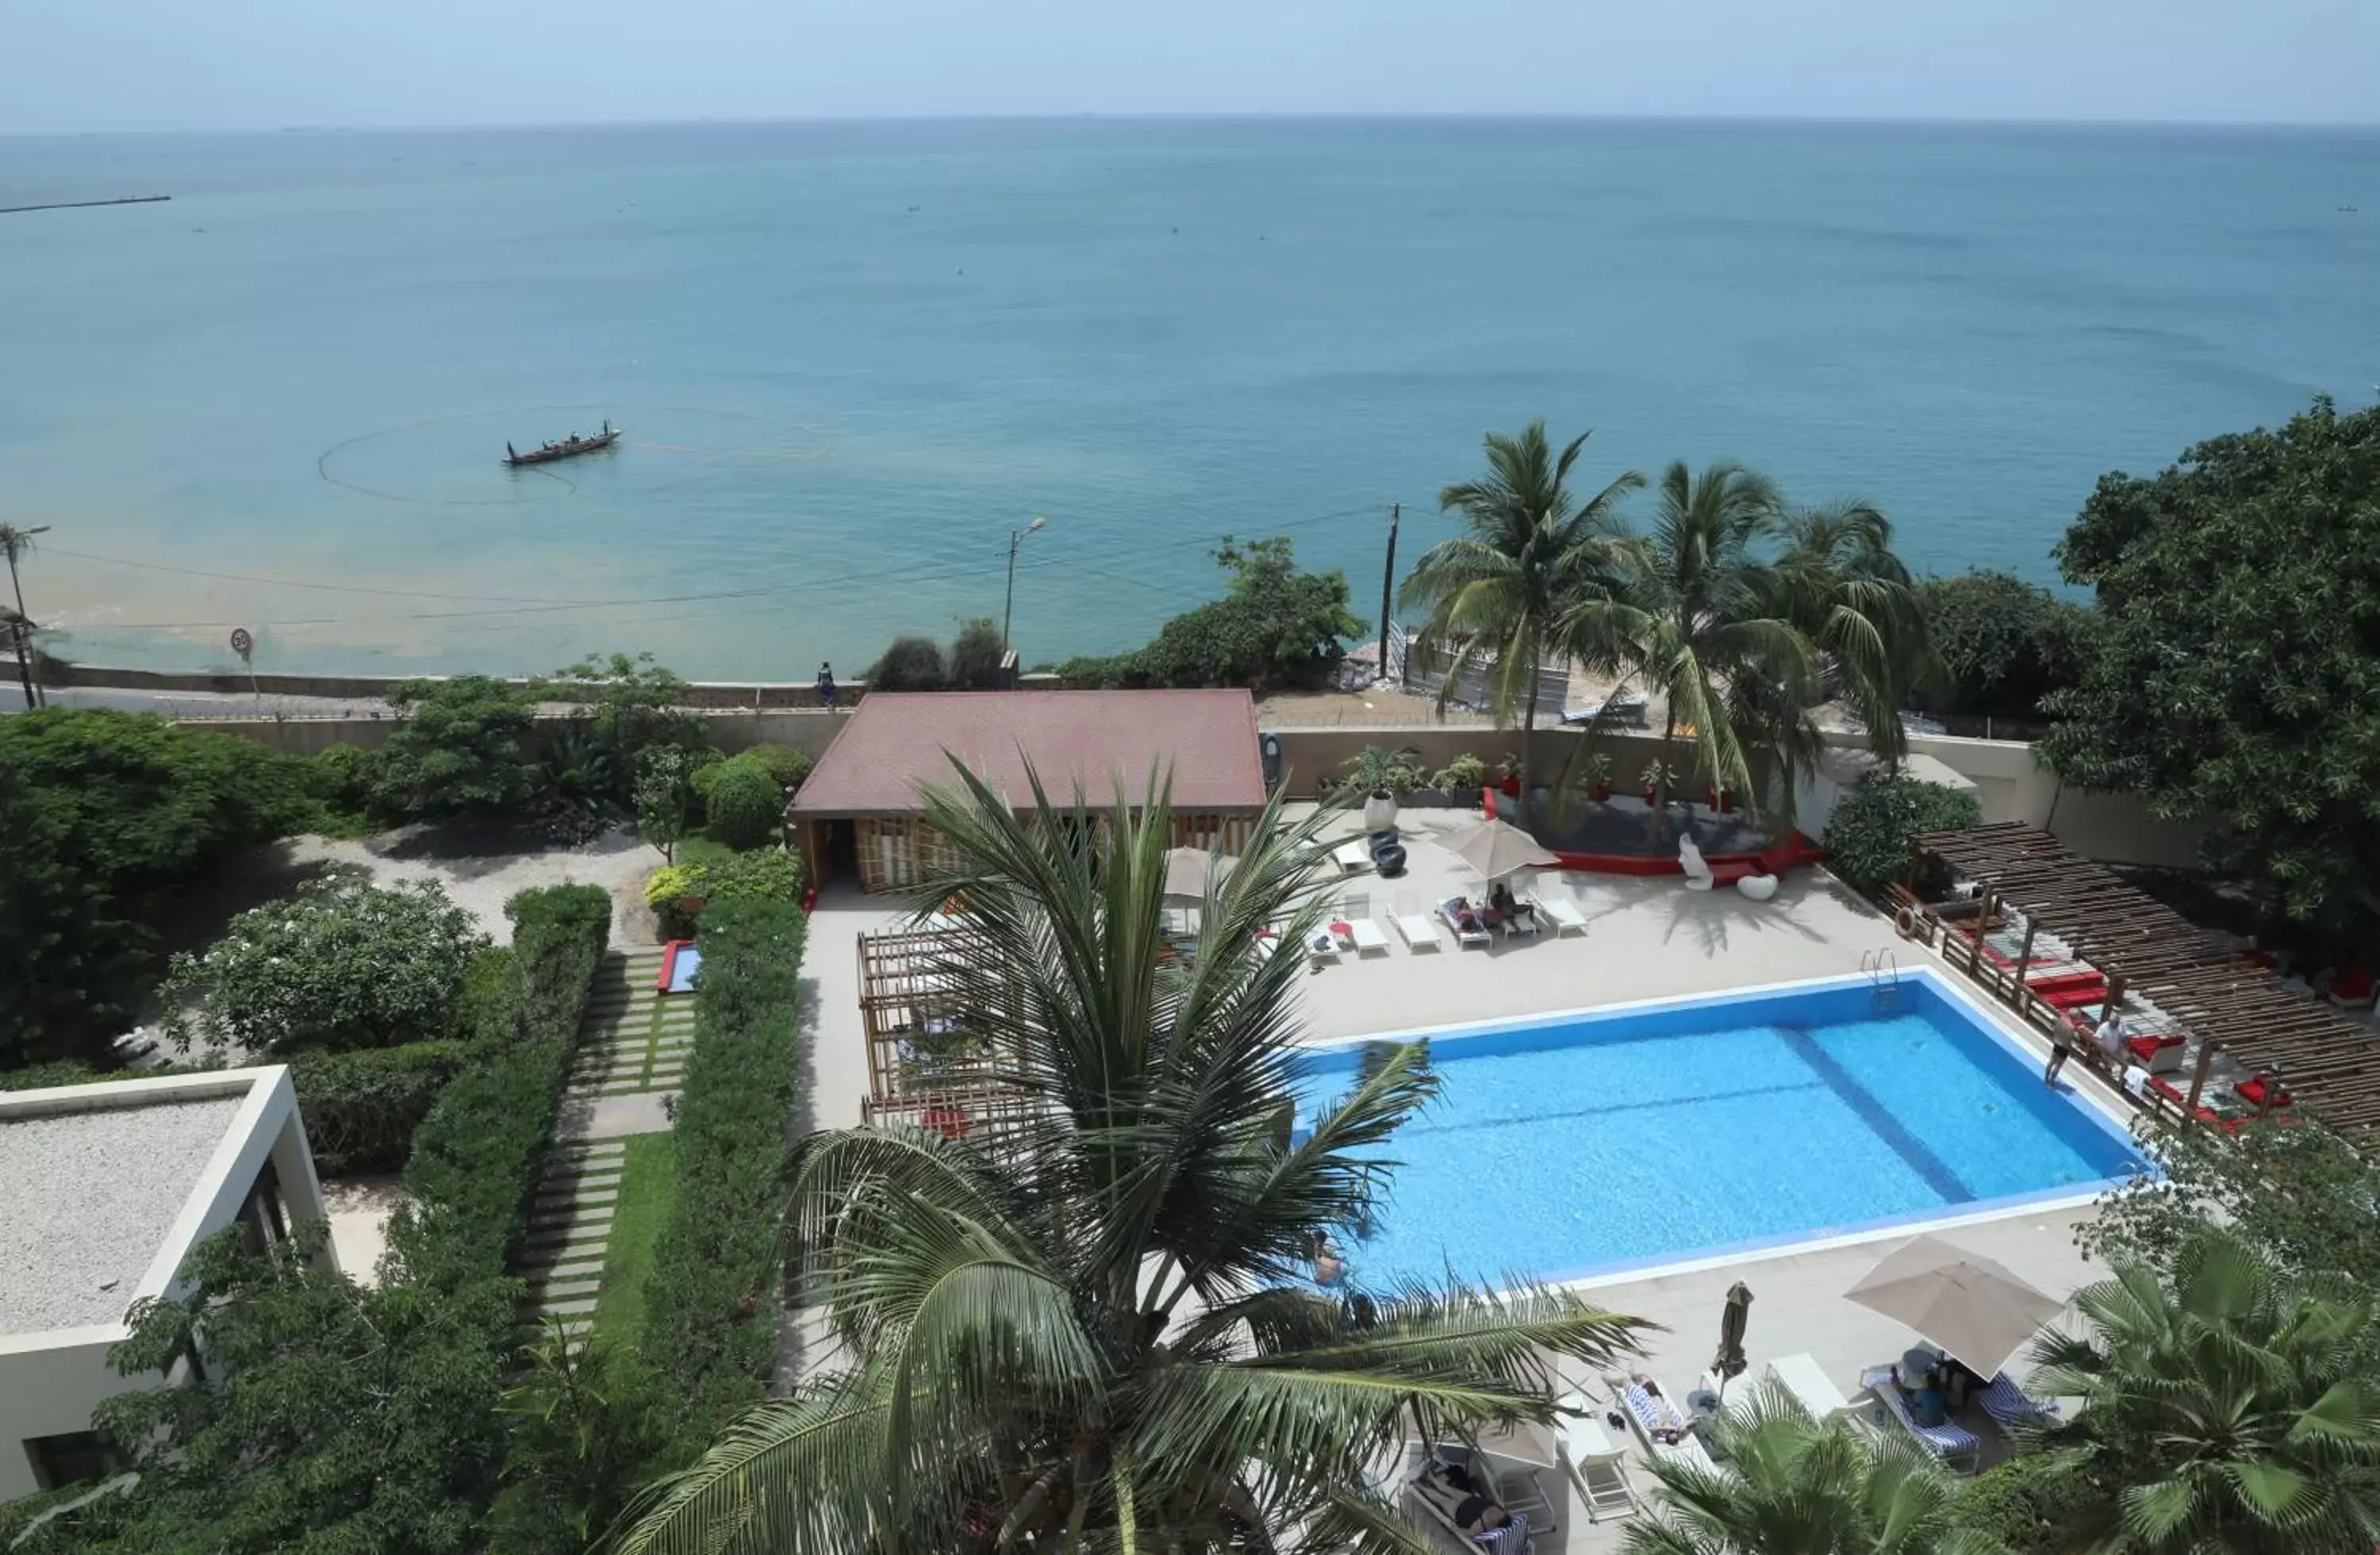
left=1001, top=515, right=1047, bottom=658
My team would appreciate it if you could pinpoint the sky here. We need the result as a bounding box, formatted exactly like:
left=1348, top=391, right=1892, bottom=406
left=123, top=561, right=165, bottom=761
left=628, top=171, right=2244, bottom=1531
left=8, top=0, right=2378, bottom=133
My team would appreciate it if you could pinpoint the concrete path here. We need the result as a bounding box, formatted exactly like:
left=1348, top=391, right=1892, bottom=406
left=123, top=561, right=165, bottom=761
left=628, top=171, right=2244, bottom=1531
left=515, top=1138, right=624, bottom=1343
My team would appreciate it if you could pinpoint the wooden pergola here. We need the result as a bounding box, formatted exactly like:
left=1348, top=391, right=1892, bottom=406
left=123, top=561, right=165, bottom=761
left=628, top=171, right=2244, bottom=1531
left=1914, top=822, right=2380, bottom=1132
left=855, top=926, right=1042, bottom=1161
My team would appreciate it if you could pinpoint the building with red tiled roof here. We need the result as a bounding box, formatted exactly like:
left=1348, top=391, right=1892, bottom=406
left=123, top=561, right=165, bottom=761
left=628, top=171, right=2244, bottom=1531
left=789, top=689, right=1266, bottom=890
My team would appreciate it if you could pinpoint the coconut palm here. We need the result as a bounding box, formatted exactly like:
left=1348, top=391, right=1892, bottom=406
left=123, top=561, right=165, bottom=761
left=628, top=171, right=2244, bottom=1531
left=1401, top=420, right=1643, bottom=797
left=2025, top=1227, right=2380, bottom=1553
left=1558, top=459, right=1818, bottom=827
left=1624, top=1380, right=2004, bottom=1555
left=608, top=766, right=1649, bottom=1554
left=1766, top=501, right=1938, bottom=767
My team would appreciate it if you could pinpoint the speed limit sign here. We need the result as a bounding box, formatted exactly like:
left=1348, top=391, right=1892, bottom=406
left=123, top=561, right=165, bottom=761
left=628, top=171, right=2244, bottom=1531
left=229, top=628, right=254, bottom=663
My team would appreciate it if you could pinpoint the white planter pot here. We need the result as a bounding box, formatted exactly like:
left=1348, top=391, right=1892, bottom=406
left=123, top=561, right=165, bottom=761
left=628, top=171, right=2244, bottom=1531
left=1361, top=790, right=1399, bottom=833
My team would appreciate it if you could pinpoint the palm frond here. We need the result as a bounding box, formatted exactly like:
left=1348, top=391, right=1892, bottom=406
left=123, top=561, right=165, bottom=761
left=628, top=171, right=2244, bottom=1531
left=605, top=1381, right=889, bottom=1555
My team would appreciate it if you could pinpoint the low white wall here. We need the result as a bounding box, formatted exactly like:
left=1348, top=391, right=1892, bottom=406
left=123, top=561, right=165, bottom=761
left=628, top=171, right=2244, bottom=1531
left=180, top=708, right=850, bottom=762
left=1263, top=723, right=2212, bottom=870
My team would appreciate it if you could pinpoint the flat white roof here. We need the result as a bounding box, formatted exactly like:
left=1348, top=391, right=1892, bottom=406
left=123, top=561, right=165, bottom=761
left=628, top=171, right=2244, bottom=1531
left=0, top=1073, right=270, bottom=1337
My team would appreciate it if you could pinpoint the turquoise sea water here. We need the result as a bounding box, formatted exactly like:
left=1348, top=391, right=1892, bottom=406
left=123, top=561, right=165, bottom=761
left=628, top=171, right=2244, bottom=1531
left=4, top=119, right=2376, bottom=678
left=1294, top=977, right=2141, bottom=1284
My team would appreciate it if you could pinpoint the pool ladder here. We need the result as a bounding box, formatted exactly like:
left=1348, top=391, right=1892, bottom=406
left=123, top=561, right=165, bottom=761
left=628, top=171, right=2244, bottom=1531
left=1862, top=949, right=1906, bottom=1012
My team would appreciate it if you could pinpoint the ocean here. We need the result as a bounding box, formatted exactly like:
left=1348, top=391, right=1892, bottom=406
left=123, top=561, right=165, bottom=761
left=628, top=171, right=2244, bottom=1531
left=3, top=118, right=2374, bottom=680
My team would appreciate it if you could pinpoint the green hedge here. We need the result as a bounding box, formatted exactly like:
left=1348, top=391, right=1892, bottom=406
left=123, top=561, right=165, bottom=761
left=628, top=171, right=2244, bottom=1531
left=697, top=753, right=785, bottom=850
left=640, top=899, right=808, bottom=1454
left=289, top=1041, right=469, bottom=1177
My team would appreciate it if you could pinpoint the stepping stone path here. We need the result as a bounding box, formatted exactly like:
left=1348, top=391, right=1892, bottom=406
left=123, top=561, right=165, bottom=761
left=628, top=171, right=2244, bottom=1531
left=517, top=1138, right=624, bottom=1342
left=516, top=949, right=688, bottom=1345
left=564, top=948, right=689, bottom=1105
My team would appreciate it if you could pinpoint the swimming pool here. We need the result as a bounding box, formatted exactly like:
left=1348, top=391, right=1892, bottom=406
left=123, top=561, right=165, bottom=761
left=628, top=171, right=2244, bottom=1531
left=1294, top=971, right=2144, bottom=1285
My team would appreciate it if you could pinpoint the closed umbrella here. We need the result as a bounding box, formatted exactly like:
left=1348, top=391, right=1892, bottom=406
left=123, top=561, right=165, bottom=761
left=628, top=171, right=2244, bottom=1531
left=1439, top=816, right=1560, bottom=883
left=1161, top=847, right=1236, bottom=901
left=1712, top=1281, right=1753, bottom=1397
left=1844, top=1234, right=2065, bottom=1377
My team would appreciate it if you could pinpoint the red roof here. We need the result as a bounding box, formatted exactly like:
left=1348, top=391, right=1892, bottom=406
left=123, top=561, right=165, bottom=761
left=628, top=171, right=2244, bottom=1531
left=790, top=689, right=1265, bottom=816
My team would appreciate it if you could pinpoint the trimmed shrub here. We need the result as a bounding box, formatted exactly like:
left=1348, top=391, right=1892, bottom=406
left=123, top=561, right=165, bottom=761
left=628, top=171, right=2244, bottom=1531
left=1959, top=1453, right=2095, bottom=1554
left=289, top=1040, right=469, bottom=1177
left=690, top=847, right=804, bottom=908
left=640, top=900, right=808, bottom=1454
left=1821, top=772, right=1985, bottom=894
left=697, top=753, right=785, bottom=850
left=741, top=743, right=813, bottom=795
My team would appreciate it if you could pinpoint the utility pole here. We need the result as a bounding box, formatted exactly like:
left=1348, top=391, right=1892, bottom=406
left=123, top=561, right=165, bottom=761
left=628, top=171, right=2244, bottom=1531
left=1376, top=502, right=1400, bottom=687
left=1001, top=515, right=1048, bottom=659
left=0, top=523, right=48, bottom=709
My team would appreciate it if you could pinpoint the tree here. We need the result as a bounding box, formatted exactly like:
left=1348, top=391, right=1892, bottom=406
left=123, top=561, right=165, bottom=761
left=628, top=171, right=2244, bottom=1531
left=1821, top=773, right=1984, bottom=895
left=1917, top=571, right=2093, bottom=722
left=2039, top=398, right=2380, bottom=944
left=1402, top=420, right=1642, bottom=797
left=2027, top=1227, right=2380, bottom=1553
left=2079, top=1115, right=2380, bottom=1293
left=1626, top=1380, right=2004, bottom=1555
left=1138, top=534, right=1365, bottom=692
left=1, top=521, right=44, bottom=708
left=163, top=872, right=489, bottom=1057
left=486, top=1325, right=666, bottom=1555
left=1561, top=460, right=1814, bottom=824
left=541, top=653, right=707, bottom=766
left=948, top=616, right=1007, bottom=690
left=52, top=1224, right=499, bottom=1554
left=635, top=746, right=701, bottom=862
left=374, top=676, right=541, bottom=820
left=0, top=760, right=144, bottom=1069
left=1768, top=500, right=1938, bottom=764
left=0, top=707, right=317, bottom=892
left=866, top=633, right=948, bottom=691
left=609, top=767, right=1647, bottom=1553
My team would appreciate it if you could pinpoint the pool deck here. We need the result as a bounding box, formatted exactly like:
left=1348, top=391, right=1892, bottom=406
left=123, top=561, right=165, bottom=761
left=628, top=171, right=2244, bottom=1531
left=797, top=805, right=2134, bottom=1549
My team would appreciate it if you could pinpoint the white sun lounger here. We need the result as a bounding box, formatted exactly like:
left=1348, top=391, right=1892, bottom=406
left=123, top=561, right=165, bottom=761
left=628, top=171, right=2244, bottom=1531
left=1439, top=898, right=1492, bottom=950
left=1334, top=895, right=1392, bottom=955
left=1554, top=1392, right=1641, bottom=1523
left=1392, top=902, right=1442, bottom=950
left=1611, top=1375, right=1721, bottom=1476
left=1524, top=873, right=1589, bottom=936
left=1331, top=839, right=1376, bottom=875
left=1764, top=1353, right=1854, bottom=1422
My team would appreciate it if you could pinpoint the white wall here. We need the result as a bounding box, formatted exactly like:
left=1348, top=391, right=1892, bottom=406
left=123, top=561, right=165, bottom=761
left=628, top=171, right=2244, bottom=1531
left=0, top=1069, right=326, bottom=1499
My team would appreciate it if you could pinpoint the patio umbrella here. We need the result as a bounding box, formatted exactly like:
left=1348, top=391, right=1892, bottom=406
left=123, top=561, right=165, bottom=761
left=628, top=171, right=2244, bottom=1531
left=1161, top=846, right=1237, bottom=901
left=1712, top=1281, right=1753, bottom=1397
left=1439, top=816, right=1560, bottom=883
left=1844, top=1234, right=2065, bottom=1377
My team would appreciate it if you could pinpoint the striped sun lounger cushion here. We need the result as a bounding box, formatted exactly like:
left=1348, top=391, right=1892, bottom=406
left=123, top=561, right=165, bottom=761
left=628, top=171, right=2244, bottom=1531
left=1863, top=1369, right=1980, bottom=1460
left=1979, top=1372, right=2059, bottom=1426
left=1622, top=1384, right=1682, bottom=1432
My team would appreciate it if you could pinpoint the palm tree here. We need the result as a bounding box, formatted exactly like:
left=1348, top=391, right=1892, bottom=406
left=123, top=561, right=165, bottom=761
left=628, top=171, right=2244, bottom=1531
left=1402, top=420, right=1642, bottom=797
left=2025, top=1228, right=2380, bottom=1553
left=1766, top=501, right=1937, bottom=769
left=1624, top=1380, right=2005, bottom=1555
left=610, top=767, right=1649, bottom=1554
left=0, top=522, right=47, bottom=709
left=1560, top=460, right=1817, bottom=828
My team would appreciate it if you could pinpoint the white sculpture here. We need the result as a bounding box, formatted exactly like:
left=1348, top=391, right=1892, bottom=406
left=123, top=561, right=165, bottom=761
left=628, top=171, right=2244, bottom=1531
left=1678, top=834, right=1714, bottom=891
left=1737, top=873, right=1779, bottom=902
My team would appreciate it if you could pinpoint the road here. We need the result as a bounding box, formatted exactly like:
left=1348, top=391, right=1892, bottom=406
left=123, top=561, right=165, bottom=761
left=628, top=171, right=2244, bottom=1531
left=0, top=685, right=397, bottom=719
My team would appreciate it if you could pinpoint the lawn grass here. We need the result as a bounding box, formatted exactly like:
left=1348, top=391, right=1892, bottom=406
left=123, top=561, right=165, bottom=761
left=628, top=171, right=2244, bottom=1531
left=588, top=1131, right=678, bottom=1352
left=674, top=831, right=738, bottom=870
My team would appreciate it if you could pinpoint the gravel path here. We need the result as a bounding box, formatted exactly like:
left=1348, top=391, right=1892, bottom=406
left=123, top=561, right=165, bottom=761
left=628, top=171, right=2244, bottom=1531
left=289, top=823, right=655, bottom=946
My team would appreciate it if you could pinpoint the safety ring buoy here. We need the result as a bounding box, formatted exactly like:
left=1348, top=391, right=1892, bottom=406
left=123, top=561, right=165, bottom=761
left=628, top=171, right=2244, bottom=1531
left=1894, top=905, right=1918, bottom=939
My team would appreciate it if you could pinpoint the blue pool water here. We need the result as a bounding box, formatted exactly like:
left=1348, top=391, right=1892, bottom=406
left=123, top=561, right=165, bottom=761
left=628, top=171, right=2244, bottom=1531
left=1296, top=974, right=2142, bottom=1285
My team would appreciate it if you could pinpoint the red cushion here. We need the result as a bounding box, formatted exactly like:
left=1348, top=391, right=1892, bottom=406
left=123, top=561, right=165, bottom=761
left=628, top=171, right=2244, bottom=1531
left=2125, top=1034, right=2183, bottom=1061
left=2044, top=985, right=2113, bottom=1009
left=2332, top=965, right=2374, bottom=999
left=2235, top=1077, right=2294, bottom=1108
left=2028, top=970, right=2106, bottom=996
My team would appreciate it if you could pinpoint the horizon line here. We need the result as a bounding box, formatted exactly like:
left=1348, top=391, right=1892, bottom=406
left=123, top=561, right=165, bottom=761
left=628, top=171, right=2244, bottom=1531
left=8, top=109, right=2380, bottom=139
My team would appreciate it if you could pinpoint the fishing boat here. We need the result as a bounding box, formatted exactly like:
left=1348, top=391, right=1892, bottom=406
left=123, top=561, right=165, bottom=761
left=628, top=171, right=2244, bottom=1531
left=505, top=420, right=620, bottom=466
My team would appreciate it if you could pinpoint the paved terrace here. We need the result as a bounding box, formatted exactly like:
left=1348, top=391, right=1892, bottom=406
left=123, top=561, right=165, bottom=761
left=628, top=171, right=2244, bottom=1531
left=798, top=808, right=2126, bottom=1550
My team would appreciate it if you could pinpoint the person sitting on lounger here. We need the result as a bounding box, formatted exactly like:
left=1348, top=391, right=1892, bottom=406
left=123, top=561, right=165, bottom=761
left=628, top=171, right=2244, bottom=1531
left=1424, top=1464, right=1520, bottom=1542
left=1487, top=881, right=1536, bottom=930
left=1442, top=897, right=1487, bottom=934
left=1908, top=1377, right=1950, bottom=1427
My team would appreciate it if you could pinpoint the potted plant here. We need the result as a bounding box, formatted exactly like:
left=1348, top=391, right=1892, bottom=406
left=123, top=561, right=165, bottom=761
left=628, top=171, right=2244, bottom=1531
left=1495, top=751, right=1524, bottom=798
left=1342, top=745, right=1422, bottom=833
left=1706, top=777, right=1737, bottom=812
left=1641, top=757, right=1675, bottom=805
left=1576, top=751, right=1613, bottom=803
left=1432, top=751, right=1489, bottom=809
